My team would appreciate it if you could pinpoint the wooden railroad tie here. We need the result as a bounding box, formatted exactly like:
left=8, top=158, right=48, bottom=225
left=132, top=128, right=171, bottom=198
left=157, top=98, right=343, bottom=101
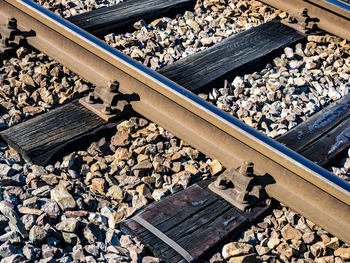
left=0, top=1, right=349, bottom=258
left=0, top=100, right=125, bottom=165
left=158, top=20, right=305, bottom=92
left=67, top=0, right=197, bottom=37
left=277, top=94, right=350, bottom=166
left=122, top=176, right=271, bottom=263
left=0, top=21, right=305, bottom=165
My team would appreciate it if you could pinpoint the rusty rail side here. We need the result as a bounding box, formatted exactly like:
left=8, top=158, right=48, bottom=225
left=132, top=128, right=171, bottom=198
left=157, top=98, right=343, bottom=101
left=0, top=0, right=350, bottom=242
left=259, top=0, right=350, bottom=41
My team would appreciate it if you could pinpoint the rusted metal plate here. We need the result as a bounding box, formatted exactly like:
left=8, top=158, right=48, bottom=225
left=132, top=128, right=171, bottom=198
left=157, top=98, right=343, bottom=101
left=121, top=184, right=270, bottom=262
left=79, top=96, right=129, bottom=122
left=208, top=162, right=265, bottom=211
left=79, top=80, right=131, bottom=121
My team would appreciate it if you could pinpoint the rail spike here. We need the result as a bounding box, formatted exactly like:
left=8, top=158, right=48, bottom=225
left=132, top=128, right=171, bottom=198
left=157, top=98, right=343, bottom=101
left=209, top=161, right=265, bottom=211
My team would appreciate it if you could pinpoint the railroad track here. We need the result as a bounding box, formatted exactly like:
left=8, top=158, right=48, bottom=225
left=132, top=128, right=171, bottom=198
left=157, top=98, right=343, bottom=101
left=0, top=0, right=350, bottom=261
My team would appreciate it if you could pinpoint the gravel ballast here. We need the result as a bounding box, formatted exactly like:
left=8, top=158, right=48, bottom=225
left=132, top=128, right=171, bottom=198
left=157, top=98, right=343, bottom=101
left=0, top=117, right=349, bottom=262
left=34, top=0, right=124, bottom=17
left=0, top=55, right=348, bottom=263
left=0, top=0, right=349, bottom=261
left=0, top=47, right=93, bottom=129
left=104, top=0, right=286, bottom=70
left=207, top=34, right=350, bottom=139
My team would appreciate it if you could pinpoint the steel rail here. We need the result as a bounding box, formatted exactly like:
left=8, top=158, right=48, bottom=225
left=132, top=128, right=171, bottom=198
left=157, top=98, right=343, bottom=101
left=311, top=0, right=350, bottom=14
left=259, top=0, right=350, bottom=41
left=307, top=0, right=350, bottom=18
left=1, top=0, right=350, bottom=242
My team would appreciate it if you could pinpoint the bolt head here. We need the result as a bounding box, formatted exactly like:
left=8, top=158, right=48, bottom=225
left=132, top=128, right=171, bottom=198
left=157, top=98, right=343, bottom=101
left=300, top=8, right=308, bottom=17
left=7, top=18, right=17, bottom=30
left=108, top=80, right=119, bottom=92
left=103, top=104, right=112, bottom=114
left=239, top=161, right=254, bottom=177
left=86, top=92, right=95, bottom=104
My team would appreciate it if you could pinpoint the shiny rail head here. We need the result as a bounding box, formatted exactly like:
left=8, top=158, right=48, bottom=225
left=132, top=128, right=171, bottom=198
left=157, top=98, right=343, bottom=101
left=306, top=0, right=350, bottom=20
left=8, top=0, right=350, bottom=195
left=317, top=0, right=350, bottom=12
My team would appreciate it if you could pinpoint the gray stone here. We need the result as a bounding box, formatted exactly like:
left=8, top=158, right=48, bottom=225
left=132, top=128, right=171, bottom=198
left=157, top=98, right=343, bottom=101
left=29, top=225, right=47, bottom=244
left=242, top=229, right=257, bottom=244
left=284, top=47, right=294, bottom=59
left=0, top=254, right=25, bottom=263
left=23, top=244, right=41, bottom=260
left=61, top=153, right=75, bottom=169
left=276, top=242, right=295, bottom=259
left=106, top=185, right=124, bottom=201
left=105, top=229, right=120, bottom=246
left=100, top=206, right=114, bottom=218
left=0, top=214, right=8, bottom=229
left=21, top=214, right=36, bottom=230
left=310, top=242, right=326, bottom=258
left=83, top=223, right=103, bottom=244
left=62, top=232, right=80, bottom=245
left=85, top=256, right=97, bottom=263
left=302, top=231, right=315, bottom=244
left=209, top=252, right=224, bottom=263
left=72, top=245, right=85, bottom=262
left=39, top=198, right=60, bottom=218
left=222, top=242, right=254, bottom=259
left=87, top=212, right=107, bottom=224
left=0, top=164, right=13, bottom=177
left=334, top=247, right=350, bottom=260
left=84, top=244, right=99, bottom=257
left=0, top=241, right=16, bottom=258
left=228, top=254, right=256, bottom=263
left=142, top=256, right=161, bottom=263
left=151, top=188, right=168, bottom=201
left=281, top=224, right=302, bottom=240
left=32, top=185, right=51, bottom=197
left=56, top=218, right=79, bottom=232
left=30, top=165, right=47, bottom=176
left=267, top=238, right=280, bottom=249
left=41, top=244, right=57, bottom=259
left=23, top=197, right=38, bottom=208
left=255, top=245, right=270, bottom=256
left=0, top=231, right=21, bottom=244
left=120, top=234, right=144, bottom=254
left=50, top=184, right=76, bottom=211
left=0, top=201, right=28, bottom=238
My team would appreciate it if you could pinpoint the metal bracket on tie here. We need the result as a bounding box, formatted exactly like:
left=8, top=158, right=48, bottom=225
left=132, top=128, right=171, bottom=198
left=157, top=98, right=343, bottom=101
left=208, top=161, right=265, bottom=211
left=283, top=8, right=320, bottom=34
left=79, top=80, right=130, bottom=121
left=0, top=18, right=27, bottom=55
